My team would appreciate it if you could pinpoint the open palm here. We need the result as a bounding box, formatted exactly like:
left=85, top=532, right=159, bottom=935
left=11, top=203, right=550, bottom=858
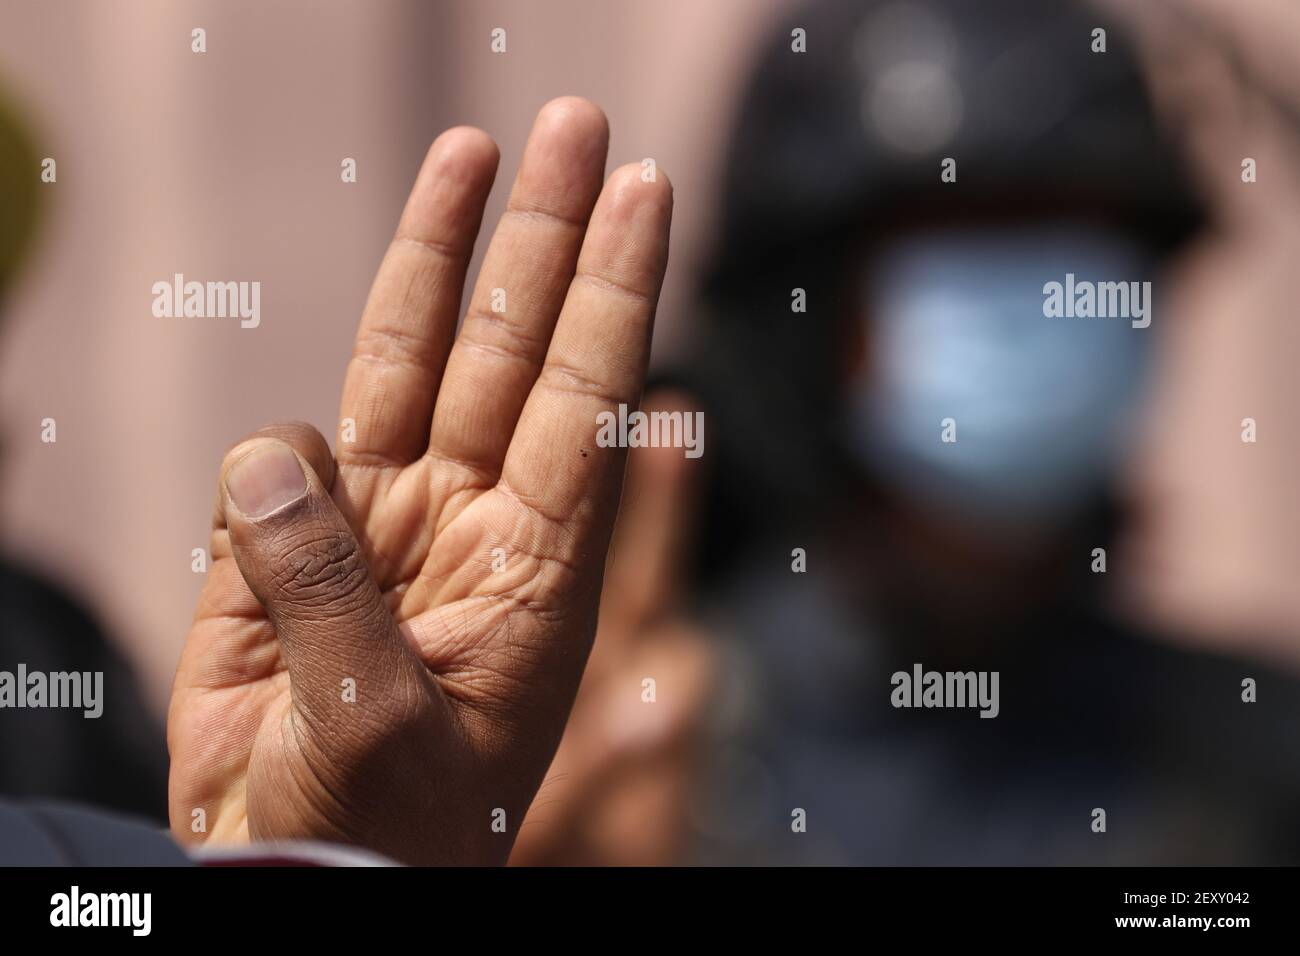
left=167, top=98, right=673, bottom=865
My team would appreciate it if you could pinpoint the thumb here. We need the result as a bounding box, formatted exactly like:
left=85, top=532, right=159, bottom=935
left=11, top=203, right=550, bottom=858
left=219, top=437, right=435, bottom=736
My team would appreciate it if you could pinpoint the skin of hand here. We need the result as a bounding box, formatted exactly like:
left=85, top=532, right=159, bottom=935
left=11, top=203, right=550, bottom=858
left=166, top=97, right=673, bottom=866
left=509, top=391, right=718, bottom=866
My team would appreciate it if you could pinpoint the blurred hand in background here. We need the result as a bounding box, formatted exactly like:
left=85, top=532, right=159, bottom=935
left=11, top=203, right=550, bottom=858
left=511, top=390, right=716, bottom=866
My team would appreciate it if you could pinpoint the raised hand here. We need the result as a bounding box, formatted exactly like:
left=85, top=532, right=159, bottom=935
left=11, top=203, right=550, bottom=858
left=167, top=98, right=673, bottom=865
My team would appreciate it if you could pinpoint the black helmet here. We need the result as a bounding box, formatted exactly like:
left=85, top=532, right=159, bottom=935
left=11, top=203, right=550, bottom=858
left=705, top=0, right=1205, bottom=296
left=683, top=0, right=1206, bottom=583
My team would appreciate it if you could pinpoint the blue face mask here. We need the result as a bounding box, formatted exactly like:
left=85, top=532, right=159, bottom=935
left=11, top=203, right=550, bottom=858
left=850, top=226, right=1154, bottom=530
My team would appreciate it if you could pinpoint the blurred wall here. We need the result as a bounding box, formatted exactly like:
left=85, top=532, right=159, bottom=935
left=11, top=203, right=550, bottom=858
left=0, top=0, right=788, bottom=708
left=3, top=0, right=1298, bottom=717
left=1107, top=0, right=1300, bottom=669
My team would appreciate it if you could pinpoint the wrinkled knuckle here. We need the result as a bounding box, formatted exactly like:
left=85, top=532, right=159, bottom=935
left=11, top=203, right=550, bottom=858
left=273, top=530, right=372, bottom=612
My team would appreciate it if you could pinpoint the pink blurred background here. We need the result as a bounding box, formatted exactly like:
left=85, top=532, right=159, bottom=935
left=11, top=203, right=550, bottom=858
left=0, top=0, right=789, bottom=708
left=1, top=0, right=1299, bottom=721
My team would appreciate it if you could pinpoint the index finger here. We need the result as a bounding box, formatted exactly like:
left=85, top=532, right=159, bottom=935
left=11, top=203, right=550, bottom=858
left=337, top=128, right=499, bottom=469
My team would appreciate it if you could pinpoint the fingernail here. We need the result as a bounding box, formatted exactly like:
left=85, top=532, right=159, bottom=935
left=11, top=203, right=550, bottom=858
left=226, top=442, right=307, bottom=518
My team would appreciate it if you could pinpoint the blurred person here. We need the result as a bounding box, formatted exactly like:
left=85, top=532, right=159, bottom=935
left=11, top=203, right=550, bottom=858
left=519, top=0, right=1300, bottom=865
left=0, top=84, right=167, bottom=821
left=682, top=0, right=1300, bottom=864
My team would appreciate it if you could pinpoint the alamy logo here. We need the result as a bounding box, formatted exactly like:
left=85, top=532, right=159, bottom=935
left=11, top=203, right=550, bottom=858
left=50, top=886, right=151, bottom=936
left=891, top=663, right=999, bottom=718
left=595, top=403, right=704, bottom=458
left=0, top=664, right=102, bottom=718
left=152, top=273, right=261, bottom=328
left=1042, top=273, right=1151, bottom=328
